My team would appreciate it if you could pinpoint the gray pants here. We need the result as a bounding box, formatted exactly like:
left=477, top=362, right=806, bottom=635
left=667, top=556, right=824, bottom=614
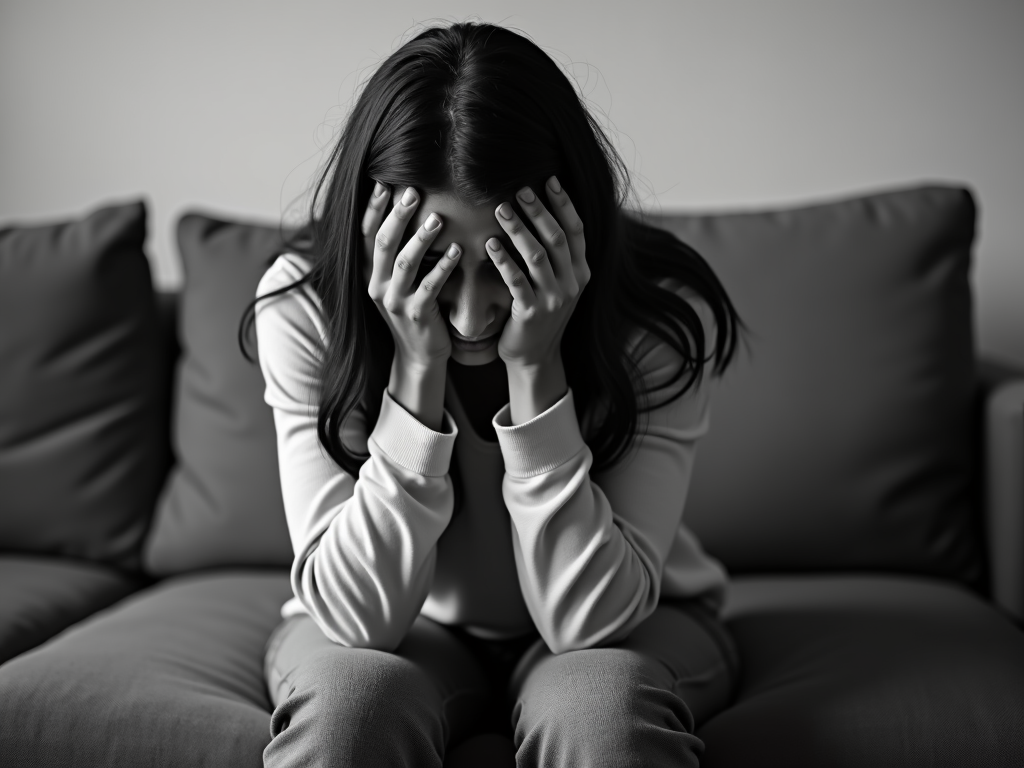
left=263, top=598, right=740, bottom=767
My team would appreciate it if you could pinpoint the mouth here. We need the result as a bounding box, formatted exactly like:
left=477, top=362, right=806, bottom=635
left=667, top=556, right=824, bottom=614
left=448, top=326, right=499, bottom=352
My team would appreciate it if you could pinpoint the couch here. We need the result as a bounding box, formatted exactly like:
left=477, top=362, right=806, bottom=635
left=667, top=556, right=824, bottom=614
left=1, top=183, right=1022, bottom=767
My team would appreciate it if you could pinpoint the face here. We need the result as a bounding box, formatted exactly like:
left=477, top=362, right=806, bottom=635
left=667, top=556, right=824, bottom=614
left=364, top=186, right=526, bottom=366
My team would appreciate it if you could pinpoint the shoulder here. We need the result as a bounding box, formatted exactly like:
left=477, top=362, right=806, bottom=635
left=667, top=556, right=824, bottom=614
left=256, top=251, right=317, bottom=300
left=254, top=252, right=327, bottom=361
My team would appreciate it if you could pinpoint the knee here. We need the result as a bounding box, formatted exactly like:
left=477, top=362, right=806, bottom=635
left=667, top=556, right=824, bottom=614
left=266, top=647, right=445, bottom=766
left=512, top=647, right=696, bottom=741
left=515, top=647, right=648, bottom=719
left=285, top=646, right=439, bottom=728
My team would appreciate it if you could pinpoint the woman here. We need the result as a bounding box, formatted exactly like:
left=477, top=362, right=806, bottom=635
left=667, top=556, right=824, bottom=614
left=241, top=20, right=744, bottom=768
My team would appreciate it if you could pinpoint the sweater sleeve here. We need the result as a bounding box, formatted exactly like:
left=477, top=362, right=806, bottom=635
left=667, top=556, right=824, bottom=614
left=254, top=255, right=458, bottom=652
left=492, top=286, right=716, bottom=654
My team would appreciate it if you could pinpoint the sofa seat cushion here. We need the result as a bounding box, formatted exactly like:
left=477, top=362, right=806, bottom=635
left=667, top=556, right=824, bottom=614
left=0, top=554, right=146, bottom=665
left=0, top=570, right=291, bottom=768
left=700, top=574, right=1024, bottom=767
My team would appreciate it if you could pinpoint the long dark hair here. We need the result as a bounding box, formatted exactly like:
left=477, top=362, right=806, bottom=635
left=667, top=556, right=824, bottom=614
left=240, top=20, right=745, bottom=486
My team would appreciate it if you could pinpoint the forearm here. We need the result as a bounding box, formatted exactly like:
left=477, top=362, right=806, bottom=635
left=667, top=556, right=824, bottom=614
left=284, top=386, right=458, bottom=651
left=293, top=450, right=453, bottom=651
left=389, top=353, right=448, bottom=431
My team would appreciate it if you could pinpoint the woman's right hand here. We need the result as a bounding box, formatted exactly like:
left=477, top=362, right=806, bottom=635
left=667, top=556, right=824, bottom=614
left=362, top=182, right=463, bottom=369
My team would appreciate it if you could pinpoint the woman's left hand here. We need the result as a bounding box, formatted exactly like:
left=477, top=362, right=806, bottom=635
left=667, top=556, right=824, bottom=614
left=487, top=175, right=590, bottom=371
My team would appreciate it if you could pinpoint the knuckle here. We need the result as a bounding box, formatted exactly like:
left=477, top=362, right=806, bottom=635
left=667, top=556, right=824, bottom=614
left=571, top=219, right=585, bottom=236
left=511, top=272, right=527, bottom=288
left=420, top=278, right=437, bottom=293
left=509, top=221, right=524, bottom=236
left=408, top=308, right=421, bottom=323
left=395, top=258, right=412, bottom=271
left=550, top=229, right=567, bottom=248
left=375, top=233, right=390, bottom=251
left=529, top=249, right=547, bottom=265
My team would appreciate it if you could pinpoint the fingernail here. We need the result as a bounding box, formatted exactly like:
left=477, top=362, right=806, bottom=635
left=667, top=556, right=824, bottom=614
left=424, top=214, right=441, bottom=231
left=373, top=181, right=387, bottom=197
left=517, top=187, right=535, bottom=204
left=548, top=176, right=561, bottom=193
left=402, top=188, right=418, bottom=206
left=447, top=243, right=461, bottom=259
left=487, top=238, right=502, bottom=251
left=497, top=203, right=514, bottom=220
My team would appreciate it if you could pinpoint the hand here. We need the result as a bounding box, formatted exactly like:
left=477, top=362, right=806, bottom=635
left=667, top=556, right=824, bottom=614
left=363, top=182, right=463, bottom=369
left=486, top=176, right=590, bottom=370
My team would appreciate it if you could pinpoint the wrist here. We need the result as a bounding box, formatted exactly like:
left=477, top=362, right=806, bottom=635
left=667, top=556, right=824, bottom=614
left=389, top=353, right=448, bottom=432
left=507, top=354, right=567, bottom=425
left=505, top=352, right=562, bottom=382
left=394, top=349, right=449, bottom=378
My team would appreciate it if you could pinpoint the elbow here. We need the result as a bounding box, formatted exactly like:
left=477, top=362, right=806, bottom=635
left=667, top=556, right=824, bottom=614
left=544, top=635, right=588, bottom=655
left=543, top=623, right=637, bottom=655
left=291, top=558, right=419, bottom=653
left=539, top=568, right=658, bottom=655
left=306, top=603, right=411, bottom=653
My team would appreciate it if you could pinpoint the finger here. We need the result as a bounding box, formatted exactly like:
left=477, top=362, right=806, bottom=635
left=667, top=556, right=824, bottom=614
left=411, top=242, right=463, bottom=316
left=389, top=212, right=445, bottom=297
left=495, top=201, right=559, bottom=294
left=370, top=186, right=420, bottom=296
left=361, top=181, right=390, bottom=240
left=543, top=176, right=588, bottom=279
left=485, top=236, right=536, bottom=306
left=362, top=182, right=390, bottom=292
left=516, top=185, right=575, bottom=290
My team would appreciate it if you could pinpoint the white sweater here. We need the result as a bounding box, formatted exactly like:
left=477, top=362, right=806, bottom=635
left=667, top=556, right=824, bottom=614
left=255, top=252, right=729, bottom=654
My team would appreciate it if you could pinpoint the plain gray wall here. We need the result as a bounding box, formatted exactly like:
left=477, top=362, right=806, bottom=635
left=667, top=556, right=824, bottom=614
left=1, top=0, right=1021, bottom=365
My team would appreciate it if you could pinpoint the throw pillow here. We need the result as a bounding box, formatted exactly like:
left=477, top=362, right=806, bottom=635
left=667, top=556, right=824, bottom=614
left=0, top=200, right=165, bottom=570
left=649, top=184, right=982, bottom=587
left=142, top=212, right=296, bottom=574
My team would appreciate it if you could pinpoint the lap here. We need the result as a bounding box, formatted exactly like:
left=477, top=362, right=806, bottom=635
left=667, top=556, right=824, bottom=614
left=262, top=597, right=740, bottom=757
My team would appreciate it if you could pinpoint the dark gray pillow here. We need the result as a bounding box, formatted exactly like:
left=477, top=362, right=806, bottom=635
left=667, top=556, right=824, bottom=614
left=143, top=213, right=295, bottom=575
left=0, top=200, right=165, bottom=570
left=650, top=184, right=983, bottom=587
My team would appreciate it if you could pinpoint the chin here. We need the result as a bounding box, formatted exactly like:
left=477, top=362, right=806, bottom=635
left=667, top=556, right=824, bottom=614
left=450, top=344, right=500, bottom=366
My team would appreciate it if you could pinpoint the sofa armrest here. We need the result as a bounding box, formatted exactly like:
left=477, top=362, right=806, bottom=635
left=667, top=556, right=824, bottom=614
left=979, top=356, right=1024, bottom=623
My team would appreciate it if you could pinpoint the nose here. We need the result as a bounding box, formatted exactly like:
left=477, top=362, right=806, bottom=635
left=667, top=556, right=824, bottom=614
left=445, top=277, right=498, bottom=340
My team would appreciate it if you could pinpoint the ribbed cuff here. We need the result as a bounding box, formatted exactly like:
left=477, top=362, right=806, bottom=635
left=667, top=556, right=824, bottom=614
left=493, top=387, right=585, bottom=478
left=369, top=387, right=458, bottom=477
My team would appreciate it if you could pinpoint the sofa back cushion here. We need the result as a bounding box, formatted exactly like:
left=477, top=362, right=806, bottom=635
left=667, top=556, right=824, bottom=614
left=649, top=184, right=983, bottom=587
left=0, top=200, right=166, bottom=570
left=142, top=213, right=294, bottom=575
